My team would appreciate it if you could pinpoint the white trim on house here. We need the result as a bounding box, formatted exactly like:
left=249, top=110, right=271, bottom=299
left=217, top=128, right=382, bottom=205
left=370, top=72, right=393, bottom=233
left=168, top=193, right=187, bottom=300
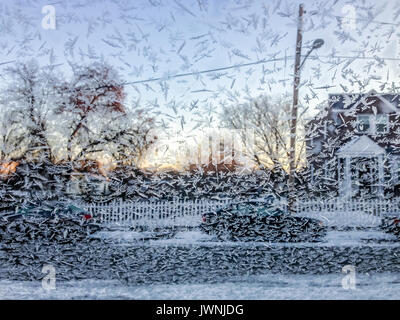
left=330, top=90, right=399, bottom=113
left=337, top=135, right=385, bottom=158
left=337, top=135, right=385, bottom=198
left=376, top=94, right=398, bottom=113
left=390, top=156, right=400, bottom=184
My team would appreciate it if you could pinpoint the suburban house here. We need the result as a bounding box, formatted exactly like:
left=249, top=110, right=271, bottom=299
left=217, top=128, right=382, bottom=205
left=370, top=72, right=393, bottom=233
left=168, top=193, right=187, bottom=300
left=66, top=160, right=111, bottom=195
left=188, top=137, right=241, bottom=174
left=306, top=90, right=400, bottom=198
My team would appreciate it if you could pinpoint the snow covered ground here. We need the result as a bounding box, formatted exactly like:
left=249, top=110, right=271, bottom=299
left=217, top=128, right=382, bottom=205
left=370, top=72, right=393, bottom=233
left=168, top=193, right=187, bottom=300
left=2, top=217, right=400, bottom=299
left=93, top=228, right=399, bottom=248
left=1, top=272, right=400, bottom=299
left=296, top=210, right=382, bottom=228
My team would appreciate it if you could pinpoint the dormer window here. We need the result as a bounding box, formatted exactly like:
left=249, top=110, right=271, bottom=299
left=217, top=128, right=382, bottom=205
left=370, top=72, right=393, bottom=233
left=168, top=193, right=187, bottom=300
left=376, top=114, right=388, bottom=133
left=357, top=115, right=370, bottom=133
left=356, top=114, right=388, bottom=134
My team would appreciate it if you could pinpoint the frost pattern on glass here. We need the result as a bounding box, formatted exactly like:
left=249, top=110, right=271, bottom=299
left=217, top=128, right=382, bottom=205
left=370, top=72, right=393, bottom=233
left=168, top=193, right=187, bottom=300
left=0, top=0, right=400, bottom=299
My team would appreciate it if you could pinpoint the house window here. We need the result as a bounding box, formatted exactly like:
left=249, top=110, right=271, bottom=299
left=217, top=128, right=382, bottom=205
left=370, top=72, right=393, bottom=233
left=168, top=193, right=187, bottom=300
left=356, top=114, right=389, bottom=134
left=391, top=158, right=400, bottom=184
left=376, top=114, right=388, bottom=134
left=357, top=114, right=371, bottom=132
left=357, top=115, right=371, bottom=133
left=396, top=159, right=400, bottom=184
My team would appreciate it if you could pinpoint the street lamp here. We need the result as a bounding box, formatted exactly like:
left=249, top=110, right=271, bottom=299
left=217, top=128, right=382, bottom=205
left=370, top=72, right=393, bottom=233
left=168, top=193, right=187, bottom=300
left=288, top=4, right=325, bottom=213
left=299, top=39, right=325, bottom=70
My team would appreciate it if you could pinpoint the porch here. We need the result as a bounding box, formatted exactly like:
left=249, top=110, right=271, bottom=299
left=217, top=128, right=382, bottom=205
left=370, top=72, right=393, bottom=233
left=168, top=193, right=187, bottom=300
left=337, top=135, right=385, bottom=198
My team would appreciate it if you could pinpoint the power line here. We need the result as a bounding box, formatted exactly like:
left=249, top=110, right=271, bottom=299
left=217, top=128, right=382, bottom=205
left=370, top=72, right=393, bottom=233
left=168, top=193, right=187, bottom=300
left=310, top=55, right=400, bottom=62
left=119, top=55, right=400, bottom=87
left=0, top=60, right=15, bottom=66
left=3, top=54, right=400, bottom=95
left=120, top=56, right=288, bottom=86
left=333, top=14, right=399, bottom=27
left=3, top=56, right=290, bottom=97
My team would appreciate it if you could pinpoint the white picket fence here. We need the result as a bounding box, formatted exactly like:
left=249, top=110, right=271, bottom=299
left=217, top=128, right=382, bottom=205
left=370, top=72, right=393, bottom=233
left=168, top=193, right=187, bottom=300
left=294, top=198, right=400, bottom=228
left=78, top=197, right=400, bottom=228
left=295, top=198, right=400, bottom=215
left=81, top=198, right=234, bottom=227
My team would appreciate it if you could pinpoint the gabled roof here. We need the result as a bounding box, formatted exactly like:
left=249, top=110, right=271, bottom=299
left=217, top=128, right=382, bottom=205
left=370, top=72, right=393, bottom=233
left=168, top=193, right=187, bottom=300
left=329, top=90, right=400, bottom=112
left=337, top=135, right=385, bottom=157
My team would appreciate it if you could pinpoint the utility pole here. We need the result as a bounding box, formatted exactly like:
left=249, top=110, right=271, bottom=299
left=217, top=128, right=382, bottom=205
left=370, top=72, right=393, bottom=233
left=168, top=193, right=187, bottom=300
left=288, top=3, right=304, bottom=213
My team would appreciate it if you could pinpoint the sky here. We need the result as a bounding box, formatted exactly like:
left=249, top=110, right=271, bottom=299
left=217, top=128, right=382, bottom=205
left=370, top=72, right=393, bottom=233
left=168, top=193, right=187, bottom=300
left=0, top=0, right=400, bottom=168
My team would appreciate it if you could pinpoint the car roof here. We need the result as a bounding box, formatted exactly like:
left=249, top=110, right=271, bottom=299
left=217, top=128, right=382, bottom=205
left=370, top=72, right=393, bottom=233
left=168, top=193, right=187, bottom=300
left=226, top=199, right=279, bottom=206
left=218, top=201, right=285, bottom=215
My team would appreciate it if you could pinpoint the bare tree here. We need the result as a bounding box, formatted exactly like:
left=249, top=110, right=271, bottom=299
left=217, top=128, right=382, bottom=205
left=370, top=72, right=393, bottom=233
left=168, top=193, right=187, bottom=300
left=56, top=62, right=157, bottom=168
left=55, top=61, right=125, bottom=162
left=220, top=94, right=307, bottom=172
left=0, top=60, right=61, bottom=162
left=0, top=110, right=28, bottom=161
left=71, top=105, right=158, bottom=168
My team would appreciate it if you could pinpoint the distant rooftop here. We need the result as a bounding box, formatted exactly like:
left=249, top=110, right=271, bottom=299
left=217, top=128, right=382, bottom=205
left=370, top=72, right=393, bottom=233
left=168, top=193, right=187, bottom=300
left=328, top=90, right=400, bottom=110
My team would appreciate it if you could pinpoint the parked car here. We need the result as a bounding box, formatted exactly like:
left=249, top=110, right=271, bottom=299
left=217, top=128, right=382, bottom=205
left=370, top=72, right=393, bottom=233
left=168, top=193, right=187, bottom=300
left=380, top=215, right=400, bottom=237
left=200, top=200, right=327, bottom=242
left=0, top=203, right=101, bottom=243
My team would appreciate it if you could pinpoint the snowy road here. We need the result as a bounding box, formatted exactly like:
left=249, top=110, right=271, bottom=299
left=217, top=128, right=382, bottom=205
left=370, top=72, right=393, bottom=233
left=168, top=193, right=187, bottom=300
left=1, top=272, right=400, bottom=299
left=95, top=228, right=399, bottom=247
left=1, top=228, right=400, bottom=288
